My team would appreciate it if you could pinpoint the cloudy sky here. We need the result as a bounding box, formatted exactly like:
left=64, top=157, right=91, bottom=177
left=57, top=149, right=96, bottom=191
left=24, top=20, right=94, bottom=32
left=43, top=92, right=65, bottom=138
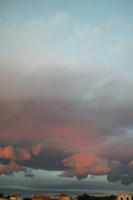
left=0, top=0, right=133, bottom=195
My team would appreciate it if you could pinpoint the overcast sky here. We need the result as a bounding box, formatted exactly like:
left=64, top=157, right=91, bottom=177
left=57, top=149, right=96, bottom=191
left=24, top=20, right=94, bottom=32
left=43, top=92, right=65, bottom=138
left=0, top=0, right=133, bottom=195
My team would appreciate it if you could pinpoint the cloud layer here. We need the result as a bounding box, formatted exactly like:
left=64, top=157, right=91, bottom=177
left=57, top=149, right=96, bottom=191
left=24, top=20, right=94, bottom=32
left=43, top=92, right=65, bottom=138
left=0, top=9, right=133, bottom=186
left=0, top=63, right=133, bottom=185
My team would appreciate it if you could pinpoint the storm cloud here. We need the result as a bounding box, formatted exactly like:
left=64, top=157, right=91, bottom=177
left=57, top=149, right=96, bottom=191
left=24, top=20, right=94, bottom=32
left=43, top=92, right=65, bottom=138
left=0, top=1, right=133, bottom=188
left=0, top=62, right=133, bottom=185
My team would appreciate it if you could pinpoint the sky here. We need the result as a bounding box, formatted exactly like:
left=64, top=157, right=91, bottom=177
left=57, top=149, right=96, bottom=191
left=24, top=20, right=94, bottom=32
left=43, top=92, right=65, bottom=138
left=0, top=0, right=133, bottom=196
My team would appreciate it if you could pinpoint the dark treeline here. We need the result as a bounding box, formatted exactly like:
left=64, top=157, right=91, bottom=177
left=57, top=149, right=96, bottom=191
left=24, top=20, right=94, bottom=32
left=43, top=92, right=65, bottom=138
left=77, top=194, right=117, bottom=200
left=0, top=193, right=4, bottom=198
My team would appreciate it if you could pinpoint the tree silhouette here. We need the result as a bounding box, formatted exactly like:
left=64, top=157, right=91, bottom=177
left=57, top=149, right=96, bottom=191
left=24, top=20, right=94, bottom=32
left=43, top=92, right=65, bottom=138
left=0, top=193, right=4, bottom=198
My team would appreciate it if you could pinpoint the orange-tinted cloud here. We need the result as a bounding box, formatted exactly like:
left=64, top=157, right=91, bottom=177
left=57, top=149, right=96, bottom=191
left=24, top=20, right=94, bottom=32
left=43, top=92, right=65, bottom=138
left=60, top=152, right=111, bottom=179
left=17, top=148, right=31, bottom=160
left=0, top=144, right=42, bottom=175
left=32, top=143, right=42, bottom=156
left=0, top=145, right=16, bottom=160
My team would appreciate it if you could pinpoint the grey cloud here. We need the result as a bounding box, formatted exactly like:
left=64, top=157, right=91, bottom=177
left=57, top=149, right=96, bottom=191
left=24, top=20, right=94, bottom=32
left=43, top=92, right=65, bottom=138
left=0, top=63, right=133, bottom=184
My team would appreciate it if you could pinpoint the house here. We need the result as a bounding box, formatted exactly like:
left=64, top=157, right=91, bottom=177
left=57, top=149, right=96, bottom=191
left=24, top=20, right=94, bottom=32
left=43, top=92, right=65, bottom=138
left=32, top=194, right=57, bottom=200
left=10, top=195, right=23, bottom=200
left=32, top=194, right=71, bottom=200
left=116, top=194, right=132, bottom=200
left=58, top=194, right=71, bottom=200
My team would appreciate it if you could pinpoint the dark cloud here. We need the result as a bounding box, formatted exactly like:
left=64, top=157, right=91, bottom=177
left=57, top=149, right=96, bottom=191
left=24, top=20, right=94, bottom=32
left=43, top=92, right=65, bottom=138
left=107, top=163, right=133, bottom=185
left=0, top=63, right=133, bottom=185
left=21, top=148, right=70, bottom=171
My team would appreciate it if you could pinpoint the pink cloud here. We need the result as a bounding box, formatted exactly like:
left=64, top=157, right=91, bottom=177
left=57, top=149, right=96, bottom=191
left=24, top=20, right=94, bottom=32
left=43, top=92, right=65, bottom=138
left=0, top=145, right=16, bottom=160
left=32, top=143, right=42, bottom=156
left=0, top=144, right=42, bottom=175
left=60, top=152, right=111, bottom=179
